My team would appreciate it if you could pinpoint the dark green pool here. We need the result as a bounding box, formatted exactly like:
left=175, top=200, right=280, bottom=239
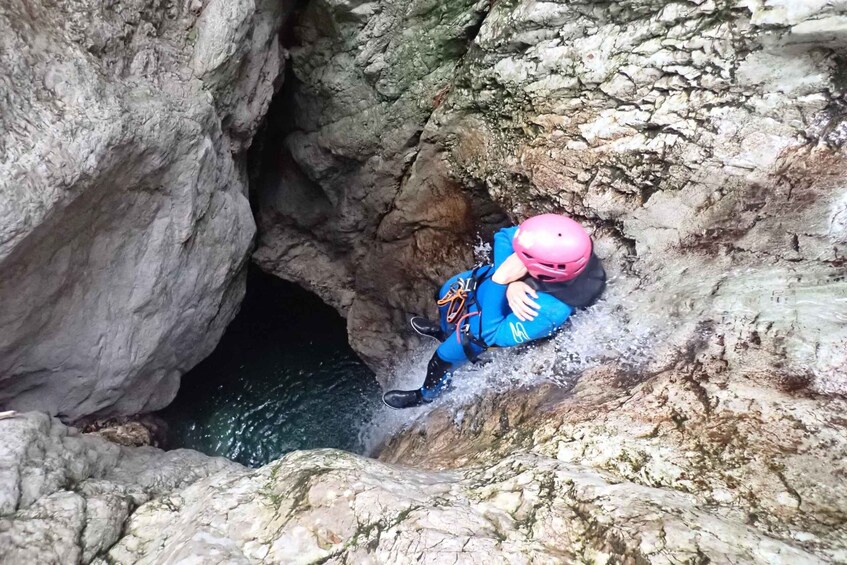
left=160, top=267, right=382, bottom=468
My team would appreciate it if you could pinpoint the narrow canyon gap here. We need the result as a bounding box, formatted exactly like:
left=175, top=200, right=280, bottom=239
left=161, top=267, right=381, bottom=468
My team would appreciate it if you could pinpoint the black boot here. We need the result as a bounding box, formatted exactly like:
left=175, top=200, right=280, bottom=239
left=410, top=316, right=446, bottom=342
left=382, top=354, right=453, bottom=409
left=382, top=389, right=426, bottom=409
left=421, top=353, right=453, bottom=397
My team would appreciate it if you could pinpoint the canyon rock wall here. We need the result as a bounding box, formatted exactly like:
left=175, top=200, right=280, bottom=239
left=254, top=0, right=847, bottom=390
left=0, top=0, right=285, bottom=418
left=251, top=0, right=506, bottom=370
left=215, top=3, right=847, bottom=557
left=2, top=1, right=847, bottom=563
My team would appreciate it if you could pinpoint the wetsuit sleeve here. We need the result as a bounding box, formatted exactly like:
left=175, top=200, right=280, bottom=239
left=493, top=226, right=519, bottom=269
left=479, top=285, right=572, bottom=347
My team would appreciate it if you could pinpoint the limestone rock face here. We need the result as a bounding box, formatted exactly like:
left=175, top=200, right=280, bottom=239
left=0, top=412, right=240, bottom=564
left=0, top=0, right=284, bottom=418
left=99, top=364, right=847, bottom=563
left=4, top=1, right=847, bottom=563
left=251, top=0, right=505, bottom=371
left=433, top=0, right=847, bottom=393
left=254, top=0, right=847, bottom=388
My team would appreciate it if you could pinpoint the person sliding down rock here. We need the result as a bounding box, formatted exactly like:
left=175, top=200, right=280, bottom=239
left=383, top=214, right=606, bottom=409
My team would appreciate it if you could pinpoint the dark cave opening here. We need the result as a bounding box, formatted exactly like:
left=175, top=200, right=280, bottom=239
left=160, top=266, right=381, bottom=468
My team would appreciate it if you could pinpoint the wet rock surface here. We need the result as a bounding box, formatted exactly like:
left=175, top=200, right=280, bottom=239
left=253, top=0, right=847, bottom=390
left=432, top=0, right=847, bottom=394
left=381, top=364, right=847, bottom=562
left=98, top=362, right=847, bottom=563
left=0, top=0, right=285, bottom=418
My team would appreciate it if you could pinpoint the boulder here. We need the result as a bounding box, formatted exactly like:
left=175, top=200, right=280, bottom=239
left=0, top=0, right=285, bottom=418
left=0, top=412, right=241, bottom=564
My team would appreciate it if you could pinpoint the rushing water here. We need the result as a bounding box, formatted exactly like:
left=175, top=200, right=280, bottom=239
left=161, top=267, right=382, bottom=468
left=357, top=274, right=665, bottom=452
left=161, top=247, right=847, bottom=466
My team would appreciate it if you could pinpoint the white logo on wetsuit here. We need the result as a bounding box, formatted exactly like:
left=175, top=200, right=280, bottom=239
left=510, top=322, right=530, bottom=343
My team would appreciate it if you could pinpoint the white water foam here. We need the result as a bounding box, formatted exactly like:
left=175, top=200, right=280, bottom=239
left=473, top=235, right=492, bottom=265
left=359, top=276, right=667, bottom=454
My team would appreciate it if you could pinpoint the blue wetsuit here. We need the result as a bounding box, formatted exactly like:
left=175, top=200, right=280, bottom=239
left=383, top=224, right=603, bottom=407
left=434, top=226, right=574, bottom=367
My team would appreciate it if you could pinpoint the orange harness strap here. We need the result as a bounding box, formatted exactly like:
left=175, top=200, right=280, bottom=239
left=437, top=280, right=470, bottom=324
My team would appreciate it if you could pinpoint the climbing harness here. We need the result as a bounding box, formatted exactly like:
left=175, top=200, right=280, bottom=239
left=437, top=277, right=475, bottom=324
left=436, top=266, right=493, bottom=363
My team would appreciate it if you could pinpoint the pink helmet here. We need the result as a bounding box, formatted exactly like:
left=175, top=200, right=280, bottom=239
left=513, top=214, right=592, bottom=282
